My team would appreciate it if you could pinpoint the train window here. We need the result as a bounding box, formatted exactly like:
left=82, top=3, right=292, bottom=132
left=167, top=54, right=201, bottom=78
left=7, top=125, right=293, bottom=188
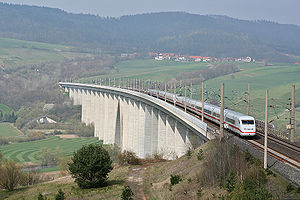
left=241, top=120, right=254, bottom=125
left=204, top=109, right=211, bottom=114
left=213, top=112, right=220, bottom=118
left=196, top=106, right=202, bottom=110
left=226, top=117, right=235, bottom=124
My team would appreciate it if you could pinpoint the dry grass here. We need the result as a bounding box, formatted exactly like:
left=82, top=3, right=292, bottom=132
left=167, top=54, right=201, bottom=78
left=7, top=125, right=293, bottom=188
left=143, top=139, right=300, bottom=200
left=0, top=166, right=129, bottom=200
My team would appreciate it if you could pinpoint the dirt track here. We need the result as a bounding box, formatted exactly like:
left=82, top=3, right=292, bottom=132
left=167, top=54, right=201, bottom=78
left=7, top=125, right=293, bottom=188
left=126, top=166, right=147, bottom=200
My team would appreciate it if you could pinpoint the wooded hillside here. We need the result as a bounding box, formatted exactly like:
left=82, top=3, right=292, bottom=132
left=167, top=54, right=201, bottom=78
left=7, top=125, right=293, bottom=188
left=1, top=3, right=300, bottom=62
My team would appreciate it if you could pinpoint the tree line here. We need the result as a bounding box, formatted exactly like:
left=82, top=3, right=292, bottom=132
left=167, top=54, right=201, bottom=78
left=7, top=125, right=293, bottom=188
left=0, top=111, right=17, bottom=123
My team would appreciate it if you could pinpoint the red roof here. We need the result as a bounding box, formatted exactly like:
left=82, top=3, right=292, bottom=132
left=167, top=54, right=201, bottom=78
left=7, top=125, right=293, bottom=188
left=189, top=56, right=202, bottom=59
left=148, top=52, right=158, bottom=56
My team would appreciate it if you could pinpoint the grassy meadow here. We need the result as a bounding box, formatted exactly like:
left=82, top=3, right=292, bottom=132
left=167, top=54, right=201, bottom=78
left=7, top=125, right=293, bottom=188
left=0, top=166, right=129, bottom=200
left=0, top=104, right=13, bottom=113
left=0, top=37, right=71, bottom=68
left=0, top=123, right=22, bottom=137
left=81, top=59, right=300, bottom=138
left=80, top=59, right=209, bottom=82
left=0, top=136, right=101, bottom=164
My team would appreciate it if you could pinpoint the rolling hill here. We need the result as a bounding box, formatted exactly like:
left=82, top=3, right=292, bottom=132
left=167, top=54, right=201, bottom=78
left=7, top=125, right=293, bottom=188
left=1, top=3, right=300, bottom=62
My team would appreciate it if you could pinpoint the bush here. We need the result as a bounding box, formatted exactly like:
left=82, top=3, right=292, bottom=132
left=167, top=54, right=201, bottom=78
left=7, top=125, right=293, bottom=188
left=53, top=130, right=63, bottom=135
left=121, top=186, right=134, bottom=200
left=286, top=183, right=295, bottom=193
left=265, top=168, right=275, bottom=176
left=245, top=150, right=254, bottom=164
left=20, top=170, right=41, bottom=187
left=117, top=150, right=140, bottom=165
left=55, top=189, right=65, bottom=200
left=186, top=148, right=192, bottom=159
left=0, top=137, right=9, bottom=146
left=38, top=147, right=64, bottom=166
left=170, top=175, right=182, bottom=186
left=104, top=144, right=121, bottom=163
left=197, top=149, right=204, bottom=161
left=0, top=160, right=24, bottom=191
left=38, top=193, right=47, bottom=200
left=225, top=172, right=236, bottom=192
left=197, top=187, right=202, bottom=198
left=68, top=143, right=112, bottom=189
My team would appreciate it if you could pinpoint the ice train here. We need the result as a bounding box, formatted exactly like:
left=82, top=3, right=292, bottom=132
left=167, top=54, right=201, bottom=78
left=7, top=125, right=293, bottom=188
left=147, top=89, right=256, bottom=136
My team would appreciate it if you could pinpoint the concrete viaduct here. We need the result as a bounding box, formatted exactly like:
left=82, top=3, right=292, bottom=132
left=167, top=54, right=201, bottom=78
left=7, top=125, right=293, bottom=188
left=59, top=82, right=214, bottom=159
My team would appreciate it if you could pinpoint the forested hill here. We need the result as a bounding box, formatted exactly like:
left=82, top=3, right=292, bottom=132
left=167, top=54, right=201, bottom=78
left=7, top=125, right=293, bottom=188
left=1, top=3, right=300, bottom=61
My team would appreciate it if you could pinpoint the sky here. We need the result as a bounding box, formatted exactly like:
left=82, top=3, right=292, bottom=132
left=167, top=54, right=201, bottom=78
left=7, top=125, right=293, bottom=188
left=1, top=0, right=300, bottom=25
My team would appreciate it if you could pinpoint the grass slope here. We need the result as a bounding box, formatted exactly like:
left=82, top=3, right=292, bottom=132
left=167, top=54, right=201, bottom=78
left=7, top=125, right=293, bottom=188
left=204, top=62, right=300, bottom=133
left=143, top=140, right=300, bottom=200
left=0, top=166, right=129, bottom=200
left=0, top=104, right=13, bottom=113
left=0, top=123, right=22, bottom=137
left=80, top=59, right=208, bottom=82
left=0, top=136, right=101, bottom=163
left=0, top=37, right=71, bottom=68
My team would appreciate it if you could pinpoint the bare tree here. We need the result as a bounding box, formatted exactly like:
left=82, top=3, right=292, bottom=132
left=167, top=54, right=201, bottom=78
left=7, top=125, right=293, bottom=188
left=0, top=160, right=24, bottom=191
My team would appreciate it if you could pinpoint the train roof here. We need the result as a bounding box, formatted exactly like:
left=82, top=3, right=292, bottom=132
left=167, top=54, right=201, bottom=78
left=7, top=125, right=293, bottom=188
left=149, top=89, right=254, bottom=119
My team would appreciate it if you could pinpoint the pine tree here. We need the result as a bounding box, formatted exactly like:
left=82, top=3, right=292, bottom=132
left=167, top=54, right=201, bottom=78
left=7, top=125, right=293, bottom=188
left=68, top=143, right=113, bottom=189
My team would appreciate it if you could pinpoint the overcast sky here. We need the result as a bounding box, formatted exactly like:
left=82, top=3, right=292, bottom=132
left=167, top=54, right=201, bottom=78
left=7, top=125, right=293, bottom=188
left=1, top=0, right=300, bottom=25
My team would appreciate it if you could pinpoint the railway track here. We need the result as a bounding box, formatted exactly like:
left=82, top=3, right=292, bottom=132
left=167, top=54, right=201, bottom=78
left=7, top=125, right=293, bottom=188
left=130, top=88, right=300, bottom=170
left=198, top=112, right=300, bottom=170
left=157, top=92, right=300, bottom=170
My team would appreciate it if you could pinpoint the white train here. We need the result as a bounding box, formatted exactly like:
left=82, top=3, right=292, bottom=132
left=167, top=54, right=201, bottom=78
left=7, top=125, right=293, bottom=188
left=148, top=89, right=256, bottom=136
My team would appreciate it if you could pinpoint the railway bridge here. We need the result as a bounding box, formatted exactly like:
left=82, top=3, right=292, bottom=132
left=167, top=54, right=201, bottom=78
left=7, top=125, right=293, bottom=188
left=59, top=82, right=213, bottom=159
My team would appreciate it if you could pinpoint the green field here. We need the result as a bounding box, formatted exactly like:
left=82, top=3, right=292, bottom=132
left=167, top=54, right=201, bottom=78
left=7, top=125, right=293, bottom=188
left=0, top=38, right=70, bottom=68
left=204, top=63, right=300, bottom=122
left=81, top=59, right=300, bottom=138
left=0, top=136, right=101, bottom=163
left=0, top=104, right=13, bottom=113
left=0, top=123, right=21, bottom=137
left=80, top=59, right=209, bottom=82
left=0, top=37, right=95, bottom=69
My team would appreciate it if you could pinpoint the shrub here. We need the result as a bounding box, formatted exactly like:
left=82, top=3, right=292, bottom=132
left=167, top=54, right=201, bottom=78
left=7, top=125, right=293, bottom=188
left=38, top=147, right=64, bottom=166
left=265, top=168, right=275, bottom=176
left=197, top=149, right=204, bottom=161
left=20, top=170, right=41, bottom=187
left=197, top=187, right=202, bottom=198
left=58, top=157, right=71, bottom=176
left=245, top=150, right=254, bottom=164
left=170, top=175, right=182, bottom=186
left=104, top=144, right=121, bottom=163
left=0, top=137, right=9, bottom=146
left=0, top=160, right=24, bottom=191
left=55, top=189, right=65, bottom=200
left=68, top=143, right=112, bottom=189
left=38, top=193, right=47, bottom=200
left=186, top=148, right=192, bottom=159
left=53, top=130, right=63, bottom=135
left=225, top=172, right=236, bottom=192
left=286, top=183, right=295, bottom=193
left=121, top=186, right=134, bottom=200
left=117, top=150, right=140, bottom=165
